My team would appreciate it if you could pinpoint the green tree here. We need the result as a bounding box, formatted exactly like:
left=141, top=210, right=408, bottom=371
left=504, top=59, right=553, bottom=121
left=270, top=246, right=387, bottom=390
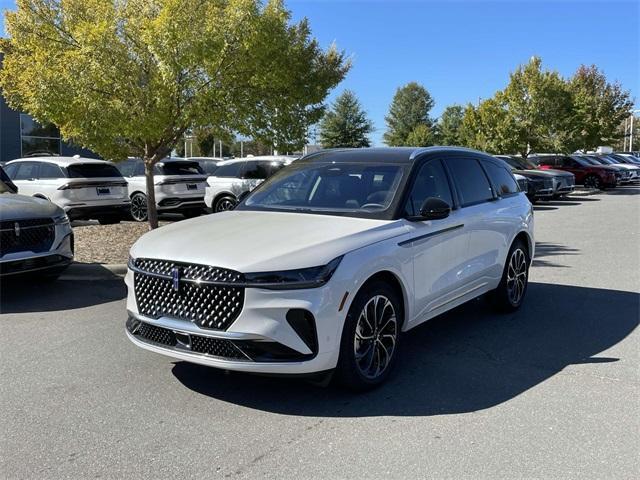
left=568, top=65, right=633, bottom=151
left=0, top=0, right=348, bottom=228
left=319, top=90, right=373, bottom=148
left=383, top=82, right=435, bottom=146
left=405, top=124, right=435, bottom=147
left=460, top=100, right=518, bottom=154
left=436, top=104, right=465, bottom=146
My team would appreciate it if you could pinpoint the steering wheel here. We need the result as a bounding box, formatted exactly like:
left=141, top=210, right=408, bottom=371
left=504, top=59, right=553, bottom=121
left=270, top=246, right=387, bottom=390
left=359, top=203, right=385, bottom=210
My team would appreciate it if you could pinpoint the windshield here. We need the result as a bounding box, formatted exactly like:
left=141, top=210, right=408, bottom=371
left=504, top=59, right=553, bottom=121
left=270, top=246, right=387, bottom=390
left=66, top=163, right=124, bottom=178
left=239, top=162, right=406, bottom=219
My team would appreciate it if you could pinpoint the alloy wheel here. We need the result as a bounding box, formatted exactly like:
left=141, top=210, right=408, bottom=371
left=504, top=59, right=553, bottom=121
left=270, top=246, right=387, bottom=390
left=131, top=194, right=148, bottom=222
left=215, top=197, right=236, bottom=212
left=353, top=295, right=398, bottom=380
left=584, top=175, right=601, bottom=189
left=506, top=248, right=528, bottom=305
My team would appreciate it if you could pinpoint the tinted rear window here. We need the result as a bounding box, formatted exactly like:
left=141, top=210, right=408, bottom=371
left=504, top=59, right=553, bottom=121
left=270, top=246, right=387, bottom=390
left=157, top=162, right=203, bottom=175
left=483, top=161, right=520, bottom=196
left=67, top=163, right=123, bottom=178
left=445, top=157, right=494, bottom=206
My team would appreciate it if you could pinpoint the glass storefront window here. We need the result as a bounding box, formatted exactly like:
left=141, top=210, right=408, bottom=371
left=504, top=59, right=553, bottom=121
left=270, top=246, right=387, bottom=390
left=20, top=114, right=61, bottom=157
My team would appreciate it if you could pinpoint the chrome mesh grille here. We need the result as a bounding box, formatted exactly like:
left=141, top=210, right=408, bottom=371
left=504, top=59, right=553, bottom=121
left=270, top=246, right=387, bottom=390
left=133, top=258, right=245, bottom=330
left=191, top=336, right=246, bottom=359
left=0, top=218, right=55, bottom=256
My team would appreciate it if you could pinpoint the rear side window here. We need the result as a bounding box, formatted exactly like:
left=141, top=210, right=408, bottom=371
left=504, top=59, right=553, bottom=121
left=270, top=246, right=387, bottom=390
left=243, top=161, right=276, bottom=180
left=404, top=159, right=453, bottom=216
left=116, top=159, right=140, bottom=177
left=482, top=161, right=519, bottom=196
left=12, top=162, right=39, bottom=180
left=39, top=162, right=65, bottom=179
left=445, top=157, right=493, bottom=207
left=214, top=162, right=244, bottom=178
left=66, top=163, right=123, bottom=178
left=199, top=161, right=219, bottom=175
left=562, top=157, right=580, bottom=168
left=157, top=162, right=203, bottom=175
left=537, top=157, right=555, bottom=167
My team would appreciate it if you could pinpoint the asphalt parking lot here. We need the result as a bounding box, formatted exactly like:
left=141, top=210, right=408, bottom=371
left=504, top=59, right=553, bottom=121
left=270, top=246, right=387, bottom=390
left=1, top=187, right=639, bottom=479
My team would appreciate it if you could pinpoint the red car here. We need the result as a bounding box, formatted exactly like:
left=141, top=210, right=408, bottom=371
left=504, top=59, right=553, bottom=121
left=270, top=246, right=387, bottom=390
left=534, top=155, right=619, bottom=190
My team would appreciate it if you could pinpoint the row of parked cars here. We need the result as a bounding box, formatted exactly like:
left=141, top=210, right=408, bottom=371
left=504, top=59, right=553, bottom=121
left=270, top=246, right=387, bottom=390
left=0, top=154, right=297, bottom=223
left=496, top=152, right=640, bottom=202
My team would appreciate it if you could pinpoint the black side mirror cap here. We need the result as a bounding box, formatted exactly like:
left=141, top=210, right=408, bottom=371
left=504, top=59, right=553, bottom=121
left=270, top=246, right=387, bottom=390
left=408, top=197, right=451, bottom=221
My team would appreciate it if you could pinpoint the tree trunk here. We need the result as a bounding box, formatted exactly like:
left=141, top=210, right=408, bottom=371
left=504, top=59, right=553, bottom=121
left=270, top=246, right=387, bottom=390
left=143, top=158, right=159, bottom=230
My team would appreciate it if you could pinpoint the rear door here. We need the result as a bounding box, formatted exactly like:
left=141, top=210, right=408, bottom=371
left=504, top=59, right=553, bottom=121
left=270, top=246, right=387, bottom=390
left=443, top=155, right=502, bottom=289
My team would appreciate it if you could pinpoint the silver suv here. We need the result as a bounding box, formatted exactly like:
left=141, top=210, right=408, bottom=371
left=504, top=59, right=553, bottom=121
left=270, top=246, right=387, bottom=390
left=204, top=156, right=296, bottom=212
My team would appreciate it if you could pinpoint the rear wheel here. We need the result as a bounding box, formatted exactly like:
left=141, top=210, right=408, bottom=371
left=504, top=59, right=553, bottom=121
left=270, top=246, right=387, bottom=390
left=130, top=193, right=148, bottom=222
left=584, top=174, right=602, bottom=190
left=214, top=196, right=236, bottom=213
left=335, top=281, right=402, bottom=391
left=490, top=239, right=530, bottom=312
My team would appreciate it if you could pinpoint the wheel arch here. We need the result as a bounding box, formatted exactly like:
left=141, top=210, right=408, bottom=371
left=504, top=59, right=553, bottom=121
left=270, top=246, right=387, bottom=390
left=130, top=190, right=146, bottom=198
left=513, top=230, right=533, bottom=263
left=212, top=192, right=237, bottom=208
left=354, top=270, right=408, bottom=328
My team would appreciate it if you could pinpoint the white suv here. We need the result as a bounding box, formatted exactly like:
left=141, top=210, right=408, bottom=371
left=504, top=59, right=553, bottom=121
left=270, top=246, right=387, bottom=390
left=116, top=158, right=208, bottom=222
left=3, top=156, right=130, bottom=223
left=204, top=156, right=296, bottom=212
left=126, top=147, right=534, bottom=390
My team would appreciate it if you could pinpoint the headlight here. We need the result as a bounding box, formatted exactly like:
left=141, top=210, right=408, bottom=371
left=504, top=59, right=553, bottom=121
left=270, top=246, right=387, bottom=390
left=53, top=212, right=70, bottom=225
left=244, top=256, right=343, bottom=290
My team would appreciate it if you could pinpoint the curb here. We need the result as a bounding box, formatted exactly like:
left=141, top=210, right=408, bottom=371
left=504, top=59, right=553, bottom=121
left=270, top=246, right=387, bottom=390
left=59, top=262, right=127, bottom=280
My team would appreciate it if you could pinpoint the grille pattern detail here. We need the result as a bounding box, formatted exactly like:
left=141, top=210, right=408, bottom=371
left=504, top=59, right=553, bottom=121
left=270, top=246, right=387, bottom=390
left=135, top=322, right=176, bottom=346
left=191, top=336, right=246, bottom=359
left=0, top=218, right=55, bottom=256
left=130, top=321, right=248, bottom=360
left=133, top=258, right=244, bottom=330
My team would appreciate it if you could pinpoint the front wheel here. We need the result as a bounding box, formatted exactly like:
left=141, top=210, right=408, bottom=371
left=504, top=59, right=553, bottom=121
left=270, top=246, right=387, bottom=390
left=583, top=175, right=602, bottom=190
left=130, top=193, right=148, bottom=222
left=490, top=240, right=530, bottom=312
left=335, top=281, right=402, bottom=391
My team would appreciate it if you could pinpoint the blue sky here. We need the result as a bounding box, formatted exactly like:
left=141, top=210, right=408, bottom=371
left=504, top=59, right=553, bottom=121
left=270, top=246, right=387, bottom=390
left=2, top=0, right=638, bottom=145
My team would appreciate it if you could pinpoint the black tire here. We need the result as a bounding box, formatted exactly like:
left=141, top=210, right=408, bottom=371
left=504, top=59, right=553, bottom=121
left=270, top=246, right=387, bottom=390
left=335, top=280, right=403, bottom=391
left=583, top=174, right=603, bottom=190
left=130, top=193, right=148, bottom=222
left=214, top=196, right=237, bottom=213
left=182, top=208, right=202, bottom=219
left=490, top=239, right=530, bottom=312
left=97, top=216, right=121, bottom=225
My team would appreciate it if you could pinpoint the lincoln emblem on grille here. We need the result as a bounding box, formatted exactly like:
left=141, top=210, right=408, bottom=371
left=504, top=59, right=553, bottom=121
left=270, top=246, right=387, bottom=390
left=171, top=267, right=180, bottom=292
left=14, top=222, right=20, bottom=237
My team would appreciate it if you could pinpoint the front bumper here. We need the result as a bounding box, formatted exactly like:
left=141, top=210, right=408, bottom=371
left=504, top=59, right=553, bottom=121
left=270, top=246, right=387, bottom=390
left=124, top=268, right=345, bottom=375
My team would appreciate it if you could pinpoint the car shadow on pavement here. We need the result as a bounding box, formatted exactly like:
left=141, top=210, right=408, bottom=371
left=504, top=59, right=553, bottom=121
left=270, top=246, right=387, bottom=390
left=172, top=282, right=639, bottom=417
left=532, top=242, right=579, bottom=268
left=0, top=270, right=126, bottom=313
left=532, top=205, right=558, bottom=211
left=605, top=185, right=640, bottom=196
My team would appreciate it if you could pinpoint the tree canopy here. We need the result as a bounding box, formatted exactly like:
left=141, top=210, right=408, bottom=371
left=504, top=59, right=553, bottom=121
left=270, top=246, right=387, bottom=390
left=0, top=0, right=349, bottom=227
left=318, top=90, right=373, bottom=148
left=383, top=82, right=435, bottom=146
left=436, top=104, right=465, bottom=146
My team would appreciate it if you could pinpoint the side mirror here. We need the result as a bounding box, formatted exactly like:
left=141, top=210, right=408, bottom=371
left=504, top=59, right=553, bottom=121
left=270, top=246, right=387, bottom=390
left=415, top=197, right=451, bottom=221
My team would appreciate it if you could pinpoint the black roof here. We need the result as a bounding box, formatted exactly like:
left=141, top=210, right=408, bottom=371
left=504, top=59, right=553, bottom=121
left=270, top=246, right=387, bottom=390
left=298, top=146, right=489, bottom=164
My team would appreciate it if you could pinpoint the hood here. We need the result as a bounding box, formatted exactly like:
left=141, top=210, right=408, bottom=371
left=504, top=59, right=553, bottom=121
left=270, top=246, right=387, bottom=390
left=514, top=169, right=559, bottom=179
left=130, top=210, right=409, bottom=272
left=0, top=193, right=62, bottom=221
left=534, top=168, right=574, bottom=178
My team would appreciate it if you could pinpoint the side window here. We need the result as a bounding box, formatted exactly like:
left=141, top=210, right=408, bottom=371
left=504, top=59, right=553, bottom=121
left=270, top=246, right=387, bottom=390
left=444, top=157, right=493, bottom=207
left=243, top=161, right=271, bottom=180
left=482, top=161, right=519, bottom=196
left=403, top=159, right=453, bottom=217
left=117, top=160, right=136, bottom=177
left=38, top=162, right=64, bottom=179
left=4, top=163, right=18, bottom=178
left=13, top=162, right=39, bottom=180
left=562, top=157, right=577, bottom=168
left=214, top=162, right=243, bottom=178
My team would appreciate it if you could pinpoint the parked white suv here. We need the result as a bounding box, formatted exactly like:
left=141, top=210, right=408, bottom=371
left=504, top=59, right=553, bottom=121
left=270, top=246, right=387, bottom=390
left=3, top=156, right=130, bottom=223
left=204, top=156, right=297, bottom=212
left=116, top=158, right=208, bottom=222
left=126, top=147, right=534, bottom=390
